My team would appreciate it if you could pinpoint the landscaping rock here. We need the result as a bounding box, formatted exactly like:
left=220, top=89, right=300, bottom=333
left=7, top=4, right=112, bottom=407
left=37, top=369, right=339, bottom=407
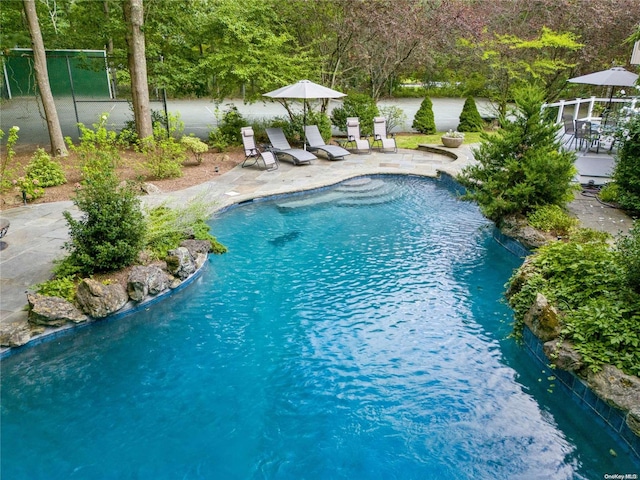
left=166, top=246, right=196, bottom=280
left=500, top=214, right=549, bottom=250
left=523, top=293, right=561, bottom=341
left=127, top=265, right=170, bottom=301
left=586, top=364, right=640, bottom=413
left=627, top=408, right=640, bottom=437
left=180, top=239, right=212, bottom=256
left=0, top=320, right=35, bottom=347
left=27, top=293, right=88, bottom=327
left=543, top=339, right=584, bottom=372
left=76, top=278, right=128, bottom=318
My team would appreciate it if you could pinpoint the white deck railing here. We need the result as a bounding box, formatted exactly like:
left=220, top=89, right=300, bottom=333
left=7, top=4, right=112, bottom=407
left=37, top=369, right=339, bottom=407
left=543, top=96, right=639, bottom=124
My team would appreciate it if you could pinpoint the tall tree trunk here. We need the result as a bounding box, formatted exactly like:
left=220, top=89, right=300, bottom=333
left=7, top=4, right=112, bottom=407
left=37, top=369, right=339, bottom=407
left=22, top=0, right=68, bottom=157
left=123, top=0, right=152, bottom=140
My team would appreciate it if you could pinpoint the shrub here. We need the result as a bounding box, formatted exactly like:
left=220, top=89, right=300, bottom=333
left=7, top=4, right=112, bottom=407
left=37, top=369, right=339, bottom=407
left=330, top=93, right=379, bottom=136
left=13, top=176, right=44, bottom=201
left=142, top=124, right=186, bottom=179
left=181, top=135, right=209, bottom=164
left=24, top=148, right=67, bottom=187
left=457, top=97, right=484, bottom=132
left=379, top=105, right=407, bottom=134
left=613, top=113, right=640, bottom=215
left=616, top=221, right=640, bottom=293
left=274, top=111, right=332, bottom=146
left=412, top=97, right=436, bottom=134
left=527, top=204, right=578, bottom=236
left=0, top=126, right=19, bottom=192
left=598, top=182, right=621, bottom=203
left=212, top=105, right=248, bottom=148
left=457, top=85, right=577, bottom=224
left=35, top=276, right=77, bottom=303
left=62, top=165, right=146, bottom=275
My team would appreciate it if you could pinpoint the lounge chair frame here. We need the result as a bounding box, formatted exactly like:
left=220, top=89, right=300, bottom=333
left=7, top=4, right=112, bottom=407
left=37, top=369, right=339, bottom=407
left=345, top=117, right=371, bottom=153
left=241, top=127, right=279, bottom=171
left=372, top=116, right=397, bottom=153
left=266, top=128, right=316, bottom=165
left=304, top=125, right=351, bottom=161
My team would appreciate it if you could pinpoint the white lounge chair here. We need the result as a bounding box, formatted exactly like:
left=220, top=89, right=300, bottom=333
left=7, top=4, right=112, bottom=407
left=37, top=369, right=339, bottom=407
left=345, top=117, right=371, bottom=153
left=372, top=116, right=397, bottom=153
left=304, top=125, right=350, bottom=160
left=265, top=127, right=317, bottom=165
left=241, top=127, right=278, bottom=171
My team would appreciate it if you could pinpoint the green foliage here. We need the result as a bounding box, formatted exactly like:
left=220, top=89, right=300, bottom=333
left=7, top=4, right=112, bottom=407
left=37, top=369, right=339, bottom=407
left=145, top=198, right=227, bottom=259
left=63, top=164, right=146, bottom=275
left=180, top=135, right=209, bottom=164
left=24, top=149, right=67, bottom=187
left=598, top=183, right=621, bottom=203
left=527, top=205, right=579, bottom=236
left=142, top=126, right=186, bottom=179
left=208, top=105, right=248, bottom=150
left=13, top=176, right=44, bottom=201
left=35, top=276, right=77, bottom=303
left=272, top=110, right=332, bottom=145
left=67, top=114, right=122, bottom=179
left=330, top=93, right=379, bottom=136
left=379, top=106, right=407, bottom=134
left=412, top=97, right=436, bottom=134
left=615, top=221, right=640, bottom=293
left=457, top=97, right=485, bottom=132
left=0, top=126, right=19, bottom=192
left=507, top=236, right=640, bottom=376
left=613, top=113, right=640, bottom=215
left=457, top=86, right=577, bottom=224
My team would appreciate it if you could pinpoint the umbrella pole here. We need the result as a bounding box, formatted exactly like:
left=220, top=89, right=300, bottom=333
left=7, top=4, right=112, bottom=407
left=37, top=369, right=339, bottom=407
left=303, top=101, right=307, bottom=150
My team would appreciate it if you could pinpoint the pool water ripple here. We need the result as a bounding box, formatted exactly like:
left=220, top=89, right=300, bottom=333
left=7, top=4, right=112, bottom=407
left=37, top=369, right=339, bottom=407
left=2, top=176, right=637, bottom=479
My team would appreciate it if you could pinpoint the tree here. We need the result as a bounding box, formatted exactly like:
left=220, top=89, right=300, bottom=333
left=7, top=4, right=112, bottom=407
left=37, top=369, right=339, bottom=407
left=330, top=93, right=379, bottom=136
left=613, top=113, right=640, bottom=215
left=457, top=85, right=577, bottom=224
left=412, top=97, right=436, bottom=134
left=123, top=0, right=152, bottom=140
left=22, top=0, right=68, bottom=157
left=457, top=97, right=484, bottom=132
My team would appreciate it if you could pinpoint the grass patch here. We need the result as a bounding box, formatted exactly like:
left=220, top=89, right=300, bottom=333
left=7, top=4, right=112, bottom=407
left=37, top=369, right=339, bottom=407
left=394, top=131, right=487, bottom=149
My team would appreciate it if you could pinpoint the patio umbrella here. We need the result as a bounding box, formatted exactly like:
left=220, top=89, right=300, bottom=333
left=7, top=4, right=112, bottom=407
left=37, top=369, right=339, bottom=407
left=264, top=79, right=346, bottom=149
left=568, top=67, right=639, bottom=105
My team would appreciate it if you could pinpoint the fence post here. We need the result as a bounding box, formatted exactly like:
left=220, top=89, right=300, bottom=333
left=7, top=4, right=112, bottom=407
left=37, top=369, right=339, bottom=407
left=66, top=55, right=81, bottom=137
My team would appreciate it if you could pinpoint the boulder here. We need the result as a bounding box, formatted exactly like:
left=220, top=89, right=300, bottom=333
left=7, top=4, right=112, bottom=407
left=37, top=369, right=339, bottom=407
left=27, top=293, right=88, bottom=327
left=76, top=278, right=128, bottom=318
left=627, top=408, right=640, bottom=437
left=523, top=293, right=561, bottom=341
left=543, top=339, right=583, bottom=372
left=586, top=364, right=640, bottom=413
left=180, top=239, right=212, bottom=256
left=127, top=265, right=170, bottom=301
left=0, top=320, right=35, bottom=347
left=166, top=246, right=196, bottom=280
left=500, top=215, right=549, bottom=250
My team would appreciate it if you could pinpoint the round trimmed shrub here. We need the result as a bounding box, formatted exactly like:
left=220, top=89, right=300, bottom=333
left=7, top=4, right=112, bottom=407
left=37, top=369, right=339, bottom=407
left=457, top=97, right=484, bottom=132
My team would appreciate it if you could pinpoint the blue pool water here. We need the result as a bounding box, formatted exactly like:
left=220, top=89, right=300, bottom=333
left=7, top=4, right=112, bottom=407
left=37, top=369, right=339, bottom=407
left=1, top=176, right=637, bottom=479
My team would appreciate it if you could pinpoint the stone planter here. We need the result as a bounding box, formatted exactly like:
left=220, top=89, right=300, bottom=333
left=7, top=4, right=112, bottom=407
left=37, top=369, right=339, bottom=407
left=441, top=136, right=463, bottom=148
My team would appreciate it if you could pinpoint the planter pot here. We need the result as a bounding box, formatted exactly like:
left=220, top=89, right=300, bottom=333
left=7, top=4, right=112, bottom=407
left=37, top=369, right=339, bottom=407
left=441, top=136, right=463, bottom=148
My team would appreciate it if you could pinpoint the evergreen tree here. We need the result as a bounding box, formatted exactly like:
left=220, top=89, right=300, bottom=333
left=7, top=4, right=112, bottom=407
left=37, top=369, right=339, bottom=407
left=613, top=114, right=640, bottom=215
left=412, top=97, right=436, bottom=134
left=457, top=97, right=484, bottom=132
left=457, top=86, right=577, bottom=224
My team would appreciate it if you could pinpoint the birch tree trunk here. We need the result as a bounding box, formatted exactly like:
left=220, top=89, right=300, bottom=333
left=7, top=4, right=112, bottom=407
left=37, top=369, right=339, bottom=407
left=22, top=0, right=68, bottom=157
left=123, top=0, right=152, bottom=140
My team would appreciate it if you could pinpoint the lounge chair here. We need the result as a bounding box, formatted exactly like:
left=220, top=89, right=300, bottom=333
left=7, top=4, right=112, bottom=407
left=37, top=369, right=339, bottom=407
left=241, top=127, right=278, bottom=171
left=372, top=116, right=397, bottom=153
left=304, top=125, right=351, bottom=160
left=265, top=127, right=317, bottom=165
left=345, top=117, right=371, bottom=153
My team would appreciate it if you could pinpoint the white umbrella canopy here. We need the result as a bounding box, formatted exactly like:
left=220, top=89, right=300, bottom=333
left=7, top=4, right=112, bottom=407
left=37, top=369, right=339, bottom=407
left=567, top=67, right=638, bottom=87
left=264, top=80, right=346, bottom=149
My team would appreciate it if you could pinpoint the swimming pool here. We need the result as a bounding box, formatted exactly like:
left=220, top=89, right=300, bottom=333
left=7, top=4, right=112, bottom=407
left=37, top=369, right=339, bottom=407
left=1, top=175, right=637, bottom=479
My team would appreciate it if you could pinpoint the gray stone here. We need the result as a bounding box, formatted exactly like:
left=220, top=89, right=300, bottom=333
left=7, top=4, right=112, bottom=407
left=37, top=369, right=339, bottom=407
left=27, top=293, right=88, bottom=327
left=127, top=265, right=170, bottom=301
left=0, top=320, right=34, bottom=347
left=627, top=408, right=640, bottom=437
left=543, top=339, right=583, bottom=372
left=76, top=278, right=128, bottom=318
left=180, top=239, right=212, bottom=256
left=166, top=246, right=196, bottom=280
left=523, top=293, right=561, bottom=341
left=141, top=182, right=162, bottom=195
left=586, top=364, right=640, bottom=413
left=500, top=214, right=549, bottom=250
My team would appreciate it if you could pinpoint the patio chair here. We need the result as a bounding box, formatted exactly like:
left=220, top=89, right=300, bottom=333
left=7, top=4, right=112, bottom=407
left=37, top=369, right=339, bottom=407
left=561, top=114, right=575, bottom=147
left=574, top=120, right=601, bottom=153
left=304, top=125, right=351, bottom=161
left=265, top=127, right=317, bottom=166
left=241, top=127, right=278, bottom=171
left=345, top=117, right=371, bottom=153
left=372, top=117, right=397, bottom=153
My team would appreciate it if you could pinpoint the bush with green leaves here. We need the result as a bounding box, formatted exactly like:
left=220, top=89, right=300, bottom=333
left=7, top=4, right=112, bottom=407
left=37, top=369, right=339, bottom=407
left=145, top=198, right=227, bottom=259
left=24, top=148, right=67, bottom=187
left=412, top=97, right=436, bottom=134
left=181, top=135, right=209, bottom=164
left=457, top=97, right=484, bottom=132
left=270, top=110, right=332, bottom=146
left=330, top=93, right=379, bottom=136
left=1, top=126, right=19, bottom=192
left=457, top=85, right=577, bottom=224
left=507, top=234, right=640, bottom=376
left=379, top=106, right=407, bottom=134
left=527, top=204, right=578, bottom=236
left=598, top=182, right=621, bottom=203
left=208, top=105, right=248, bottom=150
left=616, top=221, right=640, bottom=293
left=62, top=165, right=146, bottom=275
left=613, top=113, right=640, bottom=215
left=142, top=124, right=187, bottom=179
left=35, top=276, right=77, bottom=303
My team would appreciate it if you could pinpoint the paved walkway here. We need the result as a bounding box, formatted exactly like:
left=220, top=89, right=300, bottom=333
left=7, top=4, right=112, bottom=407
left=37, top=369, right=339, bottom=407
left=0, top=144, right=632, bottom=330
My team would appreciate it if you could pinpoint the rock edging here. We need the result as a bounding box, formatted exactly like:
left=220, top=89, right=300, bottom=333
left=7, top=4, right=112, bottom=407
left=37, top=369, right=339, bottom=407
left=0, top=239, right=213, bottom=353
